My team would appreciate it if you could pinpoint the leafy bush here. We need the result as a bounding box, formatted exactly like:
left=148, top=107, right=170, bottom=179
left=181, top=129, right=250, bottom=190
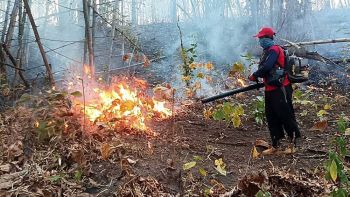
left=253, top=96, right=265, bottom=125
left=212, top=102, right=244, bottom=128
left=324, top=117, right=350, bottom=197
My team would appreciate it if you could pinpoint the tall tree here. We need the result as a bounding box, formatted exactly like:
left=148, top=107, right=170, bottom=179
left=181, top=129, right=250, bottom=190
left=5, top=0, right=19, bottom=48
left=171, top=0, right=177, bottom=23
left=23, top=0, right=55, bottom=86
left=82, top=0, right=94, bottom=75
left=131, top=0, right=137, bottom=25
left=1, top=0, right=11, bottom=43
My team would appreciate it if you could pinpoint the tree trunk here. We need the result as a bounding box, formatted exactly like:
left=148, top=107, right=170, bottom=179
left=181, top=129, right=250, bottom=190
left=108, top=1, right=118, bottom=68
left=171, top=0, right=177, bottom=23
left=0, top=47, right=7, bottom=84
left=5, top=0, right=19, bottom=48
left=23, top=0, right=54, bottom=87
left=131, top=0, right=137, bottom=25
left=13, top=1, right=27, bottom=85
left=92, top=0, right=96, bottom=66
left=269, top=0, right=274, bottom=27
left=1, top=0, right=12, bottom=43
left=82, top=0, right=94, bottom=75
left=13, top=0, right=25, bottom=86
left=2, top=44, right=29, bottom=88
left=42, top=0, right=50, bottom=37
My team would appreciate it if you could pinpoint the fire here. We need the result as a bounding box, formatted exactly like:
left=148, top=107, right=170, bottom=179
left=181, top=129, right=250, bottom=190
left=237, top=78, right=246, bottom=87
left=34, top=120, right=39, bottom=128
left=153, top=101, right=172, bottom=118
left=72, top=78, right=173, bottom=132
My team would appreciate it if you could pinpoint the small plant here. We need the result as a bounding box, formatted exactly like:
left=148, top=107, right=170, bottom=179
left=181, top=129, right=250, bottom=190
left=183, top=155, right=208, bottom=177
left=253, top=96, right=265, bottom=125
left=212, top=102, right=245, bottom=128
left=74, top=168, right=83, bottom=182
left=324, top=117, right=350, bottom=196
left=180, top=42, right=197, bottom=86
left=256, top=190, right=272, bottom=197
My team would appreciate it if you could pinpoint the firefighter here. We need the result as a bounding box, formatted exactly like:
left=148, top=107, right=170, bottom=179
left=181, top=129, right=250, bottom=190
left=248, top=27, right=301, bottom=149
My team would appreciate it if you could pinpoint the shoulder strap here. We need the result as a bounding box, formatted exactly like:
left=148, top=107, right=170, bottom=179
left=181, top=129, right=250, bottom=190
left=269, top=45, right=283, bottom=67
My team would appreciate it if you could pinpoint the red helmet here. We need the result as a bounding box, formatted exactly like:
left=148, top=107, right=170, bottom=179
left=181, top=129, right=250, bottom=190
left=254, top=27, right=275, bottom=38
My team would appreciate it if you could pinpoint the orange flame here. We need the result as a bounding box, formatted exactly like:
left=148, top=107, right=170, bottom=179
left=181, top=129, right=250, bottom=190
left=237, top=78, right=246, bottom=87
left=72, top=79, right=172, bottom=132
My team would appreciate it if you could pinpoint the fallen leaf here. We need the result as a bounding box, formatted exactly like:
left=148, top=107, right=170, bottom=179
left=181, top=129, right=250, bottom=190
left=100, top=143, right=112, bottom=160
left=261, top=147, right=277, bottom=155
left=203, top=108, right=213, bottom=120
left=254, top=139, right=270, bottom=149
left=317, top=110, right=328, bottom=117
left=252, top=146, right=260, bottom=159
left=324, top=104, right=332, bottom=110
left=283, top=146, right=296, bottom=154
left=183, top=161, right=196, bottom=170
left=310, top=120, right=328, bottom=132
left=199, top=168, right=207, bottom=177
left=214, top=158, right=227, bottom=176
left=0, top=164, right=11, bottom=172
left=8, top=141, right=23, bottom=158
left=345, top=128, right=350, bottom=136
left=127, top=158, right=137, bottom=164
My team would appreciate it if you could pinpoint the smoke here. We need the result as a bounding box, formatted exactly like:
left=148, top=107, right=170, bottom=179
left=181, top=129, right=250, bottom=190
left=0, top=0, right=349, bottom=94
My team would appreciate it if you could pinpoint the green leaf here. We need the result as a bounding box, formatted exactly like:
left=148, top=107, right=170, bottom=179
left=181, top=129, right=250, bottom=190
left=193, top=155, right=203, bottom=161
left=199, top=168, right=207, bottom=177
left=317, top=110, right=328, bottom=117
left=337, top=118, right=347, bottom=133
left=331, top=188, right=348, bottom=197
left=232, top=115, right=241, bottom=128
left=183, top=161, right=196, bottom=170
left=71, top=91, right=83, bottom=97
left=234, top=105, right=244, bottom=116
left=48, top=175, right=61, bottom=183
left=213, top=109, right=225, bottom=120
left=231, top=62, right=245, bottom=74
left=223, top=102, right=234, bottom=114
left=337, top=137, right=347, bottom=156
left=74, top=169, right=83, bottom=181
left=330, top=159, right=338, bottom=182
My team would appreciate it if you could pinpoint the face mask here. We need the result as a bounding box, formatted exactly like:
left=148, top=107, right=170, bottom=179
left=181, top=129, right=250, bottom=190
left=259, top=38, right=274, bottom=49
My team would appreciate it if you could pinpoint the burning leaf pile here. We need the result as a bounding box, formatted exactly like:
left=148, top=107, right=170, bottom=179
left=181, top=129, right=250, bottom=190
left=71, top=77, right=173, bottom=133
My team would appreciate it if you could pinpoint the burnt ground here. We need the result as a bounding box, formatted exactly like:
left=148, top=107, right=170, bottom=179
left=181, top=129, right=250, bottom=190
left=0, top=79, right=349, bottom=196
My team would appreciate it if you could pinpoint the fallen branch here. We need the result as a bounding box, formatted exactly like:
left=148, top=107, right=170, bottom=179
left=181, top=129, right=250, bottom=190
left=208, top=140, right=249, bottom=147
left=284, top=38, right=350, bottom=47
left=281, top=38, right=301, bottom=49
left=1, top=44, right=30, bottom=88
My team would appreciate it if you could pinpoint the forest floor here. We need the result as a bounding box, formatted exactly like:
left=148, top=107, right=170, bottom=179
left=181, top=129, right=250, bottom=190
left=0, top=74, right=349, bottom=196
